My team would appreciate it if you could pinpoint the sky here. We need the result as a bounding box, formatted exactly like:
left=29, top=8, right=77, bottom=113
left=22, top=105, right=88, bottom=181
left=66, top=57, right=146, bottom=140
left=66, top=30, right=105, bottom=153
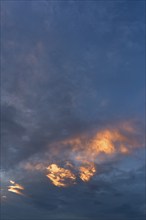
left=0, top=0, right=145, bottom=220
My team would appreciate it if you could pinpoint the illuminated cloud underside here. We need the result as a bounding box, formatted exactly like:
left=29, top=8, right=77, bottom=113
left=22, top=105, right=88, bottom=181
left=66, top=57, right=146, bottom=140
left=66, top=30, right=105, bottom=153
left=22, top=121, right=143, bottom=187
left=8, top=180, right=24, bottom=196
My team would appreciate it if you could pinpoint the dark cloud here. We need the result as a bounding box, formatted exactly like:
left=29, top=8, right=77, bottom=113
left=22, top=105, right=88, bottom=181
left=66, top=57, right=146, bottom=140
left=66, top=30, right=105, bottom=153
left=1, top=0, right=145, bottom=220
left=1, top=162, right=145, bottom=220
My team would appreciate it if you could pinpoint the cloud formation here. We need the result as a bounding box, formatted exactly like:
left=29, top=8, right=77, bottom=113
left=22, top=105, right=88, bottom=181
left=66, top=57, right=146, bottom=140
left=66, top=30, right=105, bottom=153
left=1, top=1, right=145, bottom=220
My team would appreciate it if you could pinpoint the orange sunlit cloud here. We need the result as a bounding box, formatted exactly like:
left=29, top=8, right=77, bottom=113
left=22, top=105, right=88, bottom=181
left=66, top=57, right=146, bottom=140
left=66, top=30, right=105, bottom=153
left=22, top=121, right=143, bottom=187
left=79, top=161, right=96, bottom=182
left=45, top=121, right=143, bottom=186
left=8, top=180, right=24, bottom=196
left=46, top=164, right=76, bottom=187
left=62, top=121, right=142, bottom=163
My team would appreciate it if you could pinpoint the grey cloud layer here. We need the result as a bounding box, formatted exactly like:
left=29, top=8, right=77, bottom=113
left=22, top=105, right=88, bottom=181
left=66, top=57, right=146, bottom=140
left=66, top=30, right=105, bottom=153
left=1, top=1, right=145, bottom=220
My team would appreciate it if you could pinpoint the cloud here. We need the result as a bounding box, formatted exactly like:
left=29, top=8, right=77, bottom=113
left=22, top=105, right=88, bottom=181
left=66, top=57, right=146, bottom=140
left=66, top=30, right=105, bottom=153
left=1, top=0, right=145, bottom=219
